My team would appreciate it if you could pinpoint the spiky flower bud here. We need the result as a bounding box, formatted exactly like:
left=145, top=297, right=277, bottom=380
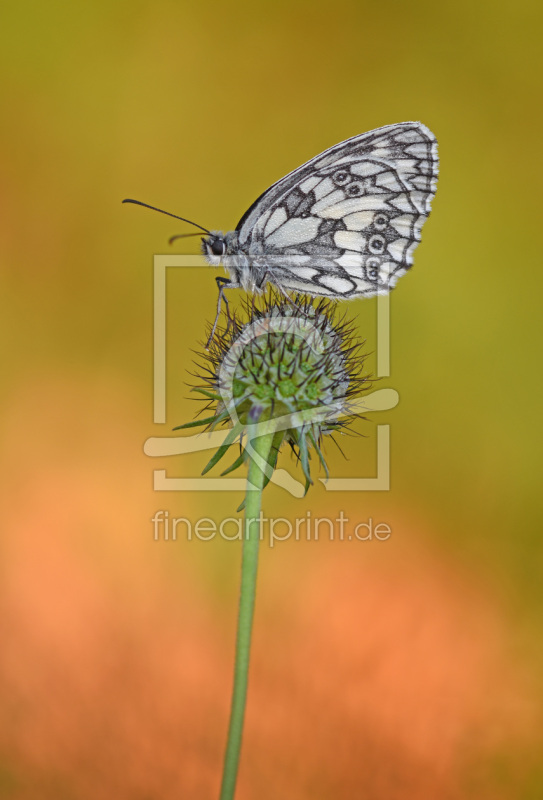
left=178, top=293, right=370, bottom=493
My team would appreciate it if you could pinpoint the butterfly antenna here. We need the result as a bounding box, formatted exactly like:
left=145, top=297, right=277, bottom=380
left=122, top=198, right=210, bottom=234
left=168, top=232, right=206, bottom=245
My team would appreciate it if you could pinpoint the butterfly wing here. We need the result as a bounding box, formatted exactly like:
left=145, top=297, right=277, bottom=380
left=236, top=122, right=438, bottom=297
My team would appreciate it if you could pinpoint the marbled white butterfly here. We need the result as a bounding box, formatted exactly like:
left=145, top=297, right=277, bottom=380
left=124, top=122, right=438, bottom=341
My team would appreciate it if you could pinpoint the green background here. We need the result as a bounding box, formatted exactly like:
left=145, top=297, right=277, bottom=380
left=1, top=1, right=542, bottom=797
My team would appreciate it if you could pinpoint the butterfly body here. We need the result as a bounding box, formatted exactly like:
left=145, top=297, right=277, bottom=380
left=201, top=122, right=438, bottom=303
left=203, top=232, right=299, bottom=294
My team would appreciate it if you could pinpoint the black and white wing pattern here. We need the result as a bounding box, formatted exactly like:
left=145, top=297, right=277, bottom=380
left=236, top=122, right=438, bottom=297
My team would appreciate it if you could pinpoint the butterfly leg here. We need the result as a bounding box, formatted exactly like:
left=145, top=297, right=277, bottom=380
left=255, top=270, right=317, bottom=325
left=206, top=276, right=236, bottom=349
left=262, top=274, right=313, bottom=319
left=256, top=270, right=292, bottom=306
left=277, top=285, right=301, bottom=310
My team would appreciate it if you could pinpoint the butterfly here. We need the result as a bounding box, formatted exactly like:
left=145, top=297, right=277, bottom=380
left=124, top=122, right=438, bottom=342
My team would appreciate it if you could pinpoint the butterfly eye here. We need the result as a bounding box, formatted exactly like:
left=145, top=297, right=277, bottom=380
left=332, top=170, right=350, bottom=186
left=345, top=181, right=364, bottom=197
left=210, top=239, right=225, bottom=257
left=368, top=234, right=386, bottom=254
left=373, top=213, right=388, bottom=230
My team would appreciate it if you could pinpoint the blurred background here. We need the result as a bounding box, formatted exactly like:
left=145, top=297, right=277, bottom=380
left=1, top=0, right=542, bottom=797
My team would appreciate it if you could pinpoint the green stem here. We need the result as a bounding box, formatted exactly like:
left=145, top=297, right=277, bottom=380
left=219, top=431, right=274, bottom=800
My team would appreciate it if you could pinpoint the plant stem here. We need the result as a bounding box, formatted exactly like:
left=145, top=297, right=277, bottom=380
left=219, top=431, right=274, bottom=800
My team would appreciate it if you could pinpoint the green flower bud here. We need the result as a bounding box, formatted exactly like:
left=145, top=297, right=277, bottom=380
left=179, top=293, right=371, bottom=494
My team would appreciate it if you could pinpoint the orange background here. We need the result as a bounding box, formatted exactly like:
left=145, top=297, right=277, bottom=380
left=1, top=1, right=542, bottom=797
